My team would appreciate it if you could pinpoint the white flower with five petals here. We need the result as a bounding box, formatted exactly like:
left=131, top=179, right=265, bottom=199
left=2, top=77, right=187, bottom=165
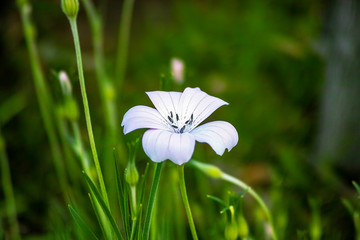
left=121, top=87, right=238, bottom=165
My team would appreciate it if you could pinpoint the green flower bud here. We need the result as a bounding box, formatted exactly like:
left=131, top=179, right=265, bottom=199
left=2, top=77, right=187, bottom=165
left=225, top=206, right=238, bottom=240
left=125, top=162, right=139, bottom=186
left=238, top=215, right=249, bottom=238
left=64, top=99, right=79, bottom=121
left=190, top=160, right=222, bottom=178
left=61, top=0, right=79, bottom=18
left=225, top=221, right=238, bottom=240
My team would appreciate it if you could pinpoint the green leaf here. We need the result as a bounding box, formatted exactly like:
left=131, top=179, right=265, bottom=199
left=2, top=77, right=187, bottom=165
left=352, top=181, right=360, bottom=195
left=114, top=149, right=130, bottom=238
left=83, top=172, right=124, bottom=240
left=68, top=204, right=99, bottom=240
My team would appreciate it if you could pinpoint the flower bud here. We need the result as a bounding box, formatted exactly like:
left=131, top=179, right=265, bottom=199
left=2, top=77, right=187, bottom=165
left=237, top=215, right=249, bottom=238
left=61, top=0, right=79, bottom=18
left=125, top=162, right=139, bottom=186
left=59, top=71, right=72, bottom=96
left=190, top=160, right=222, bottom=178
left=171, top=58, right=185, bottom=84
left=224, top=206, right=238, bottom=240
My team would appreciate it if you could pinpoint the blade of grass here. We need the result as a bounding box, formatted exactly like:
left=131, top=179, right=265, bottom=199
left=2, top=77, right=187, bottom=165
left=114, top=150, right=130, bottom=238
left=68, top=204, right=99, bottom=240
left=83, top=172, right=124, bottom=240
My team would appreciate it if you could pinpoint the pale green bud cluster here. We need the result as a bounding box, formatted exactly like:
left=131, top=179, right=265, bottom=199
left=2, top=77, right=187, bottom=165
left=61, top=0, right=79, bottom=18
left=125, top=162, right=139, bottom=186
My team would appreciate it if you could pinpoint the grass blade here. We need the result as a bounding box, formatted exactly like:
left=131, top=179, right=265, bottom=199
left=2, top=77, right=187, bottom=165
left=83, top=172, right=124, bottom=240
left=68, top=204, right=99, bottom=240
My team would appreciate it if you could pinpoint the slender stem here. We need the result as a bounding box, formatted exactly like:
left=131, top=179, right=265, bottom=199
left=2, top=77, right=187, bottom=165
left=142, top=162, right=163, bottom=240
left=115, top=0, right=135, bottom=92
left=178, top=165, right=198, bottom=240
left=68, top=17, right=109, bottom=206
left=81, top=0, right=118, bottom=147
left=17, top=0, right=68, bottom=195
left=131, top=186, right=137, bottom=216
left=0, top=136, right=21, bottom=240
left=221, top=172, right=278, bottom=240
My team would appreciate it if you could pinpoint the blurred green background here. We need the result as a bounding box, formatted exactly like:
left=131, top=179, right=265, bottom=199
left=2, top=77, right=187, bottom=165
left=1, top=0, right=360, bottom=239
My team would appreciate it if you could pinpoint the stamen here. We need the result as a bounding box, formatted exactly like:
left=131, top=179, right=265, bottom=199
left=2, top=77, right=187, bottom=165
left=168, top=116, right=173, bottom=123
left=180, top=126, right=186, bottom=133
left=189, top=114, right=194, bottom=125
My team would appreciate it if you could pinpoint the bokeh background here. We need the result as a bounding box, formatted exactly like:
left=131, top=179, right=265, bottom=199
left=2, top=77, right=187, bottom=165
left=1, top=0, right=360, bottom=239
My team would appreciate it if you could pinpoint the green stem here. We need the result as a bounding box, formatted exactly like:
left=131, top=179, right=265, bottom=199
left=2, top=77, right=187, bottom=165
left=68, top=17, right=109, bottom=206
left=0, top=135, right=21, bottom=240
left=178, top=165, right=198, bottom=240
left=131, top=185, right=137, bottom=217
left=115, top=0, right=135, bottom=92
left=221, top=172, right=278, bottom=240
left=81, top=0, right=118, bottom=146
left=17, top=0, right=68, bottom=195
left=142, top=162, right=163, bottom=240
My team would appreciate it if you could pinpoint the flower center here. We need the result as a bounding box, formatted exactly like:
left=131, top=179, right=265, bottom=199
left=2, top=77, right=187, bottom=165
left=167, top=111, right=194, bottom=133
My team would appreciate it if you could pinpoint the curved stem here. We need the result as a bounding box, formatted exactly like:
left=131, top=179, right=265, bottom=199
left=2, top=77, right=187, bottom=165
left=68, top=18, right=109, bottom=206
left=142, top=162, right=163, bottom=240
left=178, top=165, right=198, bottom=240
left=221, top=172, right=278, bottom=240
left=190, top=160, right=278, bottom=240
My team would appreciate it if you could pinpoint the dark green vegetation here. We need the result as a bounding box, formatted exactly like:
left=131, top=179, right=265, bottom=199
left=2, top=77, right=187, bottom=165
left=1, top=0, right=359, bottom=239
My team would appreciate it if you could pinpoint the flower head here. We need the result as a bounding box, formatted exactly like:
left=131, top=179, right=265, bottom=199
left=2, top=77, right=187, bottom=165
left=121, top=87, right=238, bottom=165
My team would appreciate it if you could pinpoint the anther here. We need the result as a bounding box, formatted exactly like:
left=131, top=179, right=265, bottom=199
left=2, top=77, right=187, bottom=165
left=168, top=116, right=173, bottom=123
left=176, top=114, right=179, bottom=121
left=180, top=126, right=186, bottom=133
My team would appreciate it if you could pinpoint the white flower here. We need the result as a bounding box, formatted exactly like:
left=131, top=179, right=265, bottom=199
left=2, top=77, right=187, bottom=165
left=121, top=87, right=238, bottom=165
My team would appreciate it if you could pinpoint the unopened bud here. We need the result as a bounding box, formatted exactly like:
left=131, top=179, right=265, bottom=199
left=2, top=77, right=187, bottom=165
left=171, top=58, right=185, bottom=84
left=59, top=71, right=72, bottom=96
left=238, top=215, right=249, bottom=238
left=125, top=162, right=139, bottom=186
left=61, top=0, right=79, bottom=18
left=190, top=160, right=222, bottom=178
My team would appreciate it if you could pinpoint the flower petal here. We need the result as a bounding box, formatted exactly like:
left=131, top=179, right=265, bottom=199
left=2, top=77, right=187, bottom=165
left=121, top=105, right=170, bottom=134
left=178, top=87, right=228, bottom=129
left=142, top=129, right=195, bottom=165
left=191, top=121, right=238, bottom=155
left=146, top=91, right=182, bottom=120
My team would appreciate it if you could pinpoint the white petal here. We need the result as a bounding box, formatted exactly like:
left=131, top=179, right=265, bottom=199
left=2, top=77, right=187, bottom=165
left=191, top=121, right=238, bottom=155
left=121, top=105, right=170, bottom=134
left=178, top=87, right=228, bottom=129
left=146, top=91, right=182, bottom=120
left=142, top=130, right=195, bottom=165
